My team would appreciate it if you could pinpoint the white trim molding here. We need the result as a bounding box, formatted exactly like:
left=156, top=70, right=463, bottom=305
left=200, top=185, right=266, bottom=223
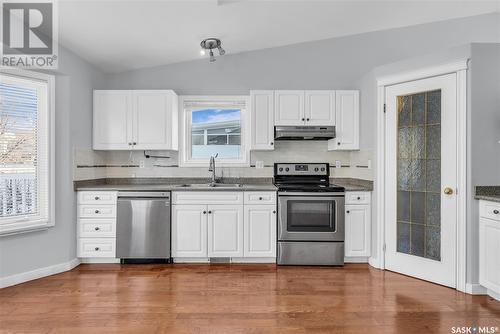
left=0, top=258, right=80, bottom=289
left=465, top=283, right=487, bottom=295
left=373, top=59, right=469, bottom=293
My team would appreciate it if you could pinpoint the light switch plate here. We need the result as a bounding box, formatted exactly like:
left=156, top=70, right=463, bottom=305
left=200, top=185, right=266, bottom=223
left=335, top=160, right=341, bottom=169
left=139, top=160, right=145, bottom=168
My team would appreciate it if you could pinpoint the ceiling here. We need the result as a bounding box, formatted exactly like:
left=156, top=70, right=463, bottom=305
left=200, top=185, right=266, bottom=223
left=58, top=0, right=500, bottom=73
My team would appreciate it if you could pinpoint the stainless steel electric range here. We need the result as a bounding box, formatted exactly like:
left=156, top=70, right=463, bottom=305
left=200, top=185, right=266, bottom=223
left=274, top=163, right=345, bottom=266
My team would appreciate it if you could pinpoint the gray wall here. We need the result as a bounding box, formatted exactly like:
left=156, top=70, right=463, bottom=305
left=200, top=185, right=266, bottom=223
left=106, top=13, right=500, bottom=150
left=0, top=46, right=105, bottom=278
left=468, top=43, right=500, bottom=283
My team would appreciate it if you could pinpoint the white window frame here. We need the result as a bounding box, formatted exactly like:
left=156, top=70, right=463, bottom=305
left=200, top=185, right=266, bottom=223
left=0, top=69, right=55, bottom=236
left=179, top=96, right=250, bottom=167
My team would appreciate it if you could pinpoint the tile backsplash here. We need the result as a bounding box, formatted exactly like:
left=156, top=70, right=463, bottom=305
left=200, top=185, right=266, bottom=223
left=74, top=141, right=374, bottom=181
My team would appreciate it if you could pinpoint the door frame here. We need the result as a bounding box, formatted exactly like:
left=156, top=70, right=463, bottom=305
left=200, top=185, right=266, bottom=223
left=372, top=59, right=468, bottom=293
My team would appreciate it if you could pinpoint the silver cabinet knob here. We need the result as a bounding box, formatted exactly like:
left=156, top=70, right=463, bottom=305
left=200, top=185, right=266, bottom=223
left=346, top=210, right=350, bottom=214
left=259, top=197, right=263, bottom=200
left=94, top=247, right=100, bottom=251
left=494, top=210, right=499, bottom=215
left=272, top=210, right=276, bottom=214
left=203, top=211, right=207, bottom=214
left=94, top=227, right=100, bottom=231
left=94, top=196, right=100, bottom=200
left=95, top=210, right=100, bottom=214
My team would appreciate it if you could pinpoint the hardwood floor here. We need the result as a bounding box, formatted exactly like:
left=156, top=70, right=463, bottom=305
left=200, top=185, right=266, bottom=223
left=0, top=264, right=499, bottom=334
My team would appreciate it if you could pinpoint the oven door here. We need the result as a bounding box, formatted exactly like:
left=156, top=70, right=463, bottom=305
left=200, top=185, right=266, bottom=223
left=278, top=192, right=345, bottom=242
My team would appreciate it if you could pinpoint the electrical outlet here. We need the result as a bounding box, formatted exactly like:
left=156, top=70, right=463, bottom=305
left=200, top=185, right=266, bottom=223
left=255, top=161, right=264, bottom=169
left=335, top=160, right=341, bottom=169
left=139, top=160, right=145, bottom=168
left=367, top=159, right=372, bottom=169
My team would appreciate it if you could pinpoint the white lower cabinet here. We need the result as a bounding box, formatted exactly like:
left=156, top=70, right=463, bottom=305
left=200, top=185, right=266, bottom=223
left=208, top=205, right=243, bottom=257
left=172, top=204, right=208, bottom=258
left=344, top=192, right=371, bottom=259
left=77, top=191, right=118, bottom=260
left=172, top=191, right=276, bottom=262
left=244, top=205, right=277, bottom=258
left=479, top=200, right=500, bottom=301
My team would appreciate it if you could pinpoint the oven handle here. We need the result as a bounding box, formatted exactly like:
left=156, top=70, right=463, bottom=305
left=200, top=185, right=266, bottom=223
left=278, top=192, right=345, bottom=197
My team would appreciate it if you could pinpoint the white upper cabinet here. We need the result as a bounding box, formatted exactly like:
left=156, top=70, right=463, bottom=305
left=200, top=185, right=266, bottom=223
left=305, top=91, right=335, bottom=126
left=274, top=90, right=305, bottom=126
left=328, top=90, right=359, bottom=150
left=93, top=90, right=133, bottom=150
left=93, top=90, right=178, bottom=150
left=133, top=90, right=178, bottom=150
left=250, top=90, right=274, bottom=150
left=274, top=90, right=336, bottom=126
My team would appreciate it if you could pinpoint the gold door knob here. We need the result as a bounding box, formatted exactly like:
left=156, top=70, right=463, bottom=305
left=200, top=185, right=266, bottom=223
left=444, top=187, right=454, bottom=195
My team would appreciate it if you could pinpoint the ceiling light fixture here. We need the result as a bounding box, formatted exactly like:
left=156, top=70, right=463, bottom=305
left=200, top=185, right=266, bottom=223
left=200, top=38, right=225, bottom=62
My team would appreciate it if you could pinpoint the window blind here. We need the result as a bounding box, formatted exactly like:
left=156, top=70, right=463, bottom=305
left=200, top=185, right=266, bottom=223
left=0, top=73, right=50, bottom=234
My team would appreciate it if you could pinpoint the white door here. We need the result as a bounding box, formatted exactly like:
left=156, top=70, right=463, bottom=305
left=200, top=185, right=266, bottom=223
left=172, top=205, right=208, bottom=258
left=345, top=205, right=371, bottom=257
left=274, top=90, right=305, bottom=126
left=385, top=74, right=457, bottom=288
left=93, top=90, right=133, bottom=150
left=305, top=90, right=335, bottom=125
left=133, top=91, right=172, bottom=150
left=329, top=90, right=359, bottom=150
left=244, top=205, right=276, bottom=258
left=250, top=90, right=275, bottom=150
left=208, top=205, right=243, bottom=257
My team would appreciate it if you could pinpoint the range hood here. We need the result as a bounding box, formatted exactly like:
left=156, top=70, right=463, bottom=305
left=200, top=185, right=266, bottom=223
left=274, top=126, right=336, bottom=141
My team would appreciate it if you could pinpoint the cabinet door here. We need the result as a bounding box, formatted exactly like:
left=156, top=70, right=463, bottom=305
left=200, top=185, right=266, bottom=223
left=93, top=90, right=133, bottom=150
left=345, top=204, right=371, bottom=257
left=479, top=218, right=500, bottom=294
left=328, top=90, right=359, bottom=150
left=133, top=90, right=176, bottom=150
left=250, top=90, right=274, bottom=150
left=208, top=205, right=243, bottom=257
left=172, top=205, right=208, bottom=258
left=244, top=205, right=276, bottom=258
left=274, top=90, right=305, bottom=126
left=305, top=90, right=335, bottom=126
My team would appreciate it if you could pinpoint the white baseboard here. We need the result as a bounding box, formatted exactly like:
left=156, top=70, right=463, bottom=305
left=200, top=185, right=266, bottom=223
left=344, top=256, right=369, bottom=263
left=0, top=258, right=80, bottom=289
left=231, top=257, right=276, bottom=263
left=486, top=289, right=500, bottom=301
left=80, top=258, right=120, bottom=264
left=368, top=256, right=383, bottom=269
left=465, top=283, right=487, bottom=295
left=173, top=257, right=210, bottom=263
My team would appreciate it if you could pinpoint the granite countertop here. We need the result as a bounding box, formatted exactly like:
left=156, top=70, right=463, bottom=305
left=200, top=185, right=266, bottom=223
left=74, top=177, right=373, bottom=192
left=475, top=186, right=500, bottom=203
left=74, top=177, right=277, bottom=192
left=330, top=178, right=373, bottom=191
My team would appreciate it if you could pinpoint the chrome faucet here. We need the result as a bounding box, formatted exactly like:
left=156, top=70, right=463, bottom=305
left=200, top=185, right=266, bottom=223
left=208, top=153, right=218, bottom=185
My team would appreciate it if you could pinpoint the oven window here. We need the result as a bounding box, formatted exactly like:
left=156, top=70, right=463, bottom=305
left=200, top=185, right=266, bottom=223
left=286, top=200, right=336, bottom=232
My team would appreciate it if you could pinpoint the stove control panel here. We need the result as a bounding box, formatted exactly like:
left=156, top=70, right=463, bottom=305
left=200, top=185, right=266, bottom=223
left=275, top=163, right=329, bottom=176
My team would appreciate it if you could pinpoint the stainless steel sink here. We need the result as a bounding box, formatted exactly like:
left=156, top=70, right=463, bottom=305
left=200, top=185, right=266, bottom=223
left=174, top=183, right=243, bottom=188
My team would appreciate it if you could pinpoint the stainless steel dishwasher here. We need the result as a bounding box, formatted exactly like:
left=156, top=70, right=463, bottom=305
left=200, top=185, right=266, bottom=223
left=116, top=191, right=171, bottom=262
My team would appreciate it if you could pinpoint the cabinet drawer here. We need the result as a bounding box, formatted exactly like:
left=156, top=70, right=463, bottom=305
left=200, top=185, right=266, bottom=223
left=78, top=191, right=117, bottom=205
left=78, top=219, right=116, bottom=238
left=172, top=191, right=243, bottom=205
left=480, top=201, right=500, bottom=221
left=244, top=192, right=276, bottom=205
left=345, top=192, right=371, bottom=205
left=78, top=204, right=116, bottom=218
left=78, top=238, right=116, bottom=258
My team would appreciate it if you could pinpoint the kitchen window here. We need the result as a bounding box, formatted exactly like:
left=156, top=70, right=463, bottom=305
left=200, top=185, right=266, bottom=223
left=0, top=71, right=54, bottom=235
left=180, top=96, right=249, bottom=166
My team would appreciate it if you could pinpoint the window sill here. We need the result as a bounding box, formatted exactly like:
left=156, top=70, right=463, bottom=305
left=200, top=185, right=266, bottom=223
left=0, top=221, right=53, bottom=237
